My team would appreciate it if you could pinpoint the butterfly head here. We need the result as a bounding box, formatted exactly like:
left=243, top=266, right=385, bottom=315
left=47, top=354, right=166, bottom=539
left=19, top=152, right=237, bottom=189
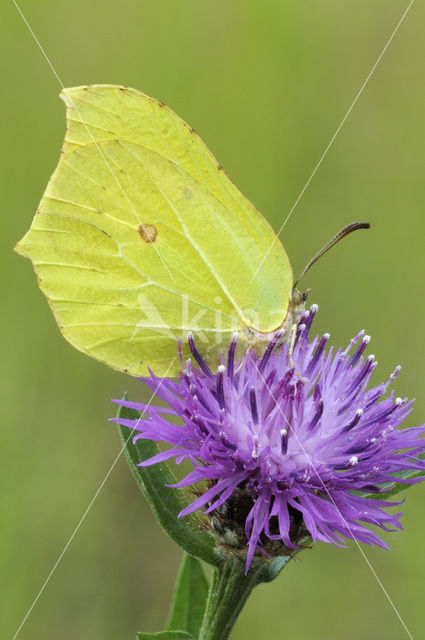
left=291, top=288, right=309, bottom=308
left=291, top=288, right=310, bottom=323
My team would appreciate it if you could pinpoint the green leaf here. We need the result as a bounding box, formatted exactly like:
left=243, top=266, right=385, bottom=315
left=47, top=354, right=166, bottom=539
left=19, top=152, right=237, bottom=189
left=167, top=553, right=209, bottom=638
left=354, top=453, right=425, bottom=501
left=117, top=397, right=218, bottom=566
left=136, top=632, right=194, bottom=640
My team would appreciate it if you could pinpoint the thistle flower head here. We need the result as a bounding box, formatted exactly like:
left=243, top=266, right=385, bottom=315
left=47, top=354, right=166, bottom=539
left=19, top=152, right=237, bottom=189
left=115, top=306, right=425, bottom=570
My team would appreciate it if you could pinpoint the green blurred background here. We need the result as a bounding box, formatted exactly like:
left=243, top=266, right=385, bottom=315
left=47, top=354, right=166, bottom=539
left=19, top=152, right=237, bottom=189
left=2, top=1, right=425, bottom=638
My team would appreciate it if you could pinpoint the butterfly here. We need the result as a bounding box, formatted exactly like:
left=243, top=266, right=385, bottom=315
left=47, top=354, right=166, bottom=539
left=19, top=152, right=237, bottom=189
left=15, top=85, right=368, bottom=377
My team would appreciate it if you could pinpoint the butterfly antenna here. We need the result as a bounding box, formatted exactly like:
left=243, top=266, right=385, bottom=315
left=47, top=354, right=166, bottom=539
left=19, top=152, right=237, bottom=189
left=293, top=222, right=370, bottom=290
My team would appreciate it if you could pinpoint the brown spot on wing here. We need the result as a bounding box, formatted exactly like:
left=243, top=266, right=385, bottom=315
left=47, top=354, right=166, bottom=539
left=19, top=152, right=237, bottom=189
left=138, top=223, right=158, bottom=243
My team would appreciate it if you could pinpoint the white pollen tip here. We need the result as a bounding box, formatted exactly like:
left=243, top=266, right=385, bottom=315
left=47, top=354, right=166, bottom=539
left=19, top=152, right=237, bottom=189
left=232, top=331, right=239, bottom=339
left=363, top=335, right=371, bottom=343
left=356, top=408, right=363, bottom=416
left=390, top=366, right=401, bottom=380
left=323, top=333, right=330, bottom=340
left=349, top=455, right=359, bottom=466
left=217, top=365, right=226, bottom=373
left=280, top=428, right=287, bottom=436
left=395, top=397, right=403, bottom=405
left=368, top=354, right=375, bottom=361
left=311, top=304, right=319, bottom=312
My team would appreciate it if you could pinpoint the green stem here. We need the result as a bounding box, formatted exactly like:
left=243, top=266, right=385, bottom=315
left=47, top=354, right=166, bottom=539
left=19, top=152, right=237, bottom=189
left=198, top=554, right=263, bottom=640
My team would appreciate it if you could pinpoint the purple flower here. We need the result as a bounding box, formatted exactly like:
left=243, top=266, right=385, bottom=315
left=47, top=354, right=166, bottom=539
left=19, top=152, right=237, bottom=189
left=114, top=305, right=425, bottom=570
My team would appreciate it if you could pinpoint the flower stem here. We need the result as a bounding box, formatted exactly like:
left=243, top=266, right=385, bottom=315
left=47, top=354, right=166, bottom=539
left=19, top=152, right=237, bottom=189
left=198, top=554, right=263, bottom=640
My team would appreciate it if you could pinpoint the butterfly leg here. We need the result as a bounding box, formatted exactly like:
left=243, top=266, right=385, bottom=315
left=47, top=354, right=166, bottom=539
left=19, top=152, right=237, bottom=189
left=288, top=323, right=306, bottom=383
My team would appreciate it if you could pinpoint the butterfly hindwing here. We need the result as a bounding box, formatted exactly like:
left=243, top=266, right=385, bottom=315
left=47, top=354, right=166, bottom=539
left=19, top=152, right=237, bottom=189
left=16, top=85, right=293, bottom=376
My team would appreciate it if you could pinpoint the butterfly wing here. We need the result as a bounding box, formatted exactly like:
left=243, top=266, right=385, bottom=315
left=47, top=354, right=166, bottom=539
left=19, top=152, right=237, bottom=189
left=15, top=85, right=292, bottom=376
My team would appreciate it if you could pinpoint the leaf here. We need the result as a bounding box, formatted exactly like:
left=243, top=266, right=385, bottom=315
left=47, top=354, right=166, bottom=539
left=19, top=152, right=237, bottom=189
left=136, top=632, right=194, bottom=640
left=166, top=553, right=208, bottom=638
left=355, top=453, right=425, bottom=501
left=117, top=398, right=218, bottom=566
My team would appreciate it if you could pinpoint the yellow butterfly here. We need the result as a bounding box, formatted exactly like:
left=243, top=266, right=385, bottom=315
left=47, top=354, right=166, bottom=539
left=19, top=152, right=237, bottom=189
left=16, top=85, right=368, bottom=376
